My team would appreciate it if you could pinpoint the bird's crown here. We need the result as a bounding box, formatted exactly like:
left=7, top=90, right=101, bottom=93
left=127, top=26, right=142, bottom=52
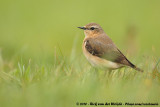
left=85, top=23, right=102, bottom=30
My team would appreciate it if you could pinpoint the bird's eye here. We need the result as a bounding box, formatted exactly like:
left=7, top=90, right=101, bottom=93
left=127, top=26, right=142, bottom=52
left=90, top=27, right=95, bottom=30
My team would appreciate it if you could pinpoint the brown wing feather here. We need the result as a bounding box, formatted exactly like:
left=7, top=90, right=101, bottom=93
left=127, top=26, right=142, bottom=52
left=84, top=37, right=135, bottom=67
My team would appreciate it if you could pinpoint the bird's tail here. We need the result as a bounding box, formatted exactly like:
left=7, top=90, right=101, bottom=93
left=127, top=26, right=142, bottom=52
left=117, top=49, right=143, bottom=72
left=126, top=59, right=143, bottom=72
left=133, top=66, right=143, bottom=72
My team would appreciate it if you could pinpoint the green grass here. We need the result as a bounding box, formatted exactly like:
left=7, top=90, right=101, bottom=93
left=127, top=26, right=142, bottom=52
left=0, top=48, right=160, bottom=107
left=0, top=0, right=160, bottom=106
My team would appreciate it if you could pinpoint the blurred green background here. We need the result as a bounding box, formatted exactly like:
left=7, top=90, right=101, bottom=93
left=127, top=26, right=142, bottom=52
left=0, top=0, right=160, bottom=60
left=0, top=0, right=160, bottom=107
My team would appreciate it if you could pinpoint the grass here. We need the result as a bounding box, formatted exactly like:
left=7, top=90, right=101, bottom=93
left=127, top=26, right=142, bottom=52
left=0, top=0, right=160, bottom=106
left=0, top=47, right=160, bottom=107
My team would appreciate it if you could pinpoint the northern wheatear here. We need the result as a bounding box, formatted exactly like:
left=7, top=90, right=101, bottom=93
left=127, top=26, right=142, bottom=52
left=78, top=23, right=143, bottom=72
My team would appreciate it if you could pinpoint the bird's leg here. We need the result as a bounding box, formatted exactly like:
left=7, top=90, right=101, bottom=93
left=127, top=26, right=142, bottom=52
left=104, top=69, right=112, bottom=77
left=90, top=67, right=97, bottom=72
left=93, top=67, right=99, bottom=75
left=90, top=67, right=98, bottom=75
left=108, top=69, right=113, bottom=78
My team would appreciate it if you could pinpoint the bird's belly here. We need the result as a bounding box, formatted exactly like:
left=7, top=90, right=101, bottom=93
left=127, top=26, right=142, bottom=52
left=83, top=46, right=122, bottom=69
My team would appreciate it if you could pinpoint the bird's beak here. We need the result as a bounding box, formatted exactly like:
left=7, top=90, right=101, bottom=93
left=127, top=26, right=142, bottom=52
left=77, top=27, right=86, bottom=30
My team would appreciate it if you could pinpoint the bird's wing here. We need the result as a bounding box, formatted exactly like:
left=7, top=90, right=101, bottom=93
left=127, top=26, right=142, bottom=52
left=84, top=37, right=135, bottom=67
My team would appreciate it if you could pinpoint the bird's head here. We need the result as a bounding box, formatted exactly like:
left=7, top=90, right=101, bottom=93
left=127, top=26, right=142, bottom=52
left=78, top=23, right=104, bottom=37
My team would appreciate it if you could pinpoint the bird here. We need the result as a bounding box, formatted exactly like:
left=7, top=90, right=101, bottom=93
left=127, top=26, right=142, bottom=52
left=78, top=23, right=143, bottom=72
